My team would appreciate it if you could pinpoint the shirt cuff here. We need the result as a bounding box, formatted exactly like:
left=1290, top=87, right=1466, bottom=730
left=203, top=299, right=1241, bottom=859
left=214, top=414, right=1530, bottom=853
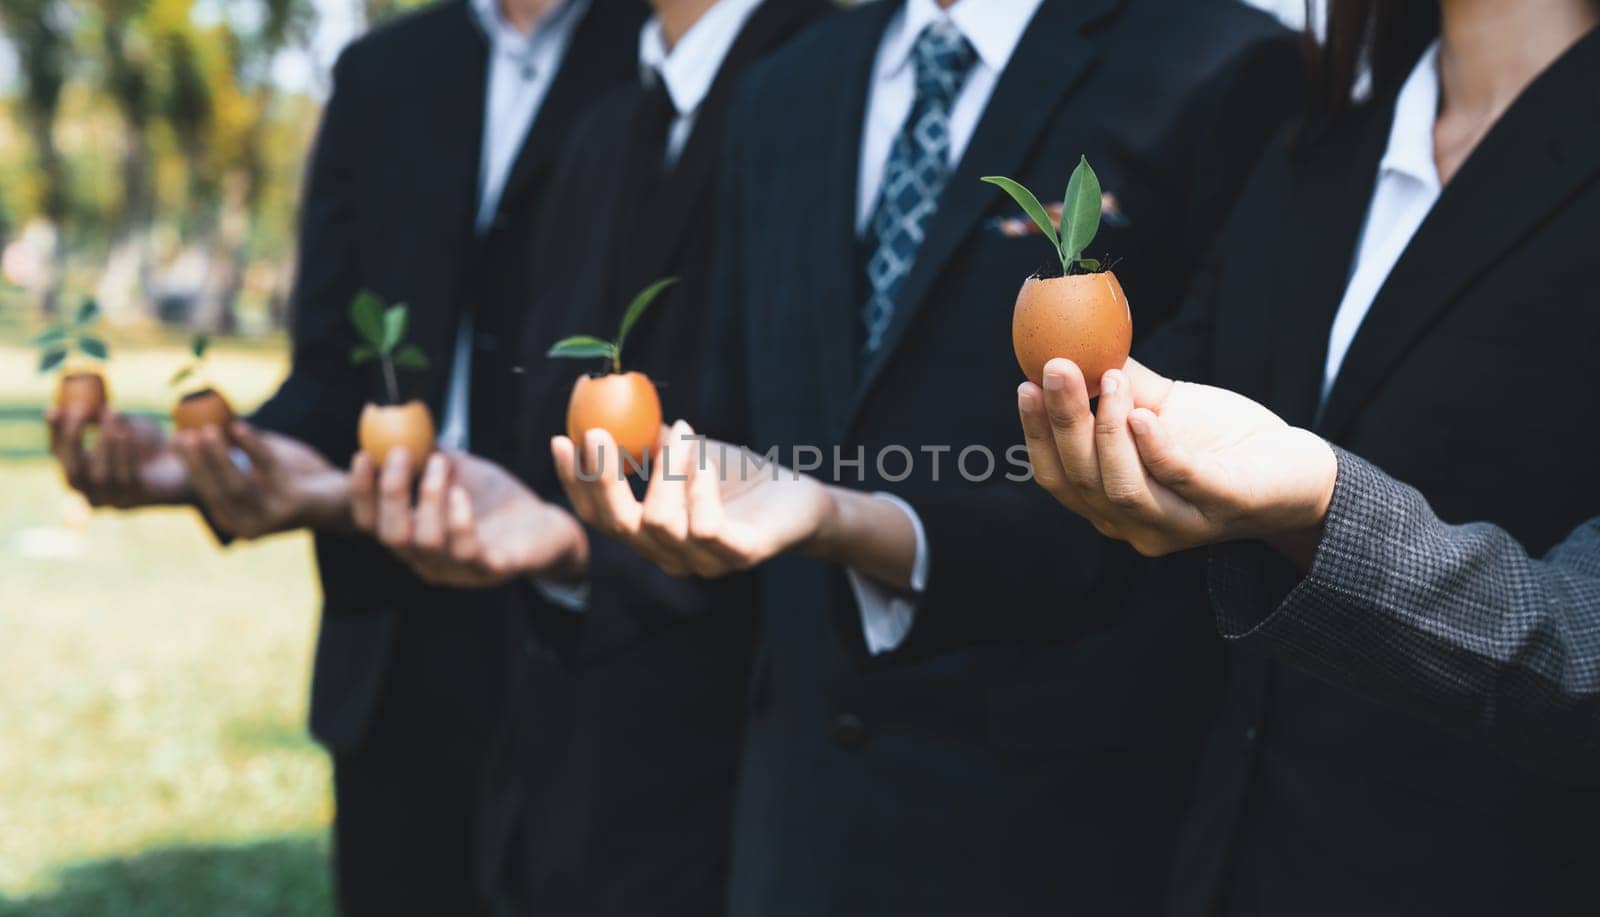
left=532, top=576, right=590, bottom=613
left=846, top=492, right=930, bottom=655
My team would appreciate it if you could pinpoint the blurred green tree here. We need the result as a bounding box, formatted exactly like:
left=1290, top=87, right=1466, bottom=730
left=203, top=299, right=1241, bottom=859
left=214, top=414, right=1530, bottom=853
left=0, top=0, right=74, bottom=316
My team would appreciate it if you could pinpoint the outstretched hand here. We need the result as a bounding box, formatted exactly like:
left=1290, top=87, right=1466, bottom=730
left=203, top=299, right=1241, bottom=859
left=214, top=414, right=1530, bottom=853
left=1017, top=357, right=1337, bottom=558
left=349, top=450, right=587, bottom=588
left=174, top=422, right=351, bottom=539
left=47, top=408, right=189, bottom=509
left=551, top=422, right=840, bottom=579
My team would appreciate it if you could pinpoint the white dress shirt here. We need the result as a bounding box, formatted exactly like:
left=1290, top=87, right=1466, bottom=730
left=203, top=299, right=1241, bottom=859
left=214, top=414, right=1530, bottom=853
left=438, top=0, right=588, bottom=452
left=1320, top=42, right=1442, bottom=406
left=847, top=0, right=1044, bottom=654
left=638, top=0, right=765, bottom=168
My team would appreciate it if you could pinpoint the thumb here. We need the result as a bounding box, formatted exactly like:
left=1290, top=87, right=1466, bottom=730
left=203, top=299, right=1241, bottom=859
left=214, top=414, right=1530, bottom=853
left=1121, top=358, right=1175, bottom=410
left=1127, top=408, right=1201, bottom=498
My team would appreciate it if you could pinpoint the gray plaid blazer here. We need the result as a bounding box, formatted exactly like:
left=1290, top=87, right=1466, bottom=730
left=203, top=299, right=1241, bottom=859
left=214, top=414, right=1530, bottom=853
left=1209, top=447, right=1600, bottom=782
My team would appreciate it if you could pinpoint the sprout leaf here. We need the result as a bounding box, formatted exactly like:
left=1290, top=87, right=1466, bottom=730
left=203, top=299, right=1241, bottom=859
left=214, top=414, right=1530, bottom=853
left=615, top=277, right=678, bottom=357
left=1060, top=156, right=1103, bottom=266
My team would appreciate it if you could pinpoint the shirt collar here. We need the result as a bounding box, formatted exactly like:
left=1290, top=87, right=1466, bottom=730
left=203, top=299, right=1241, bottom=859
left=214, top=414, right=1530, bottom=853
left=876, top=0, right=1045, bottom=81
left=471, top=0, right=581, bottom=58
left=639, top=0, right=765, bottom=117
left=1378, top=40, right=1442, bottom=191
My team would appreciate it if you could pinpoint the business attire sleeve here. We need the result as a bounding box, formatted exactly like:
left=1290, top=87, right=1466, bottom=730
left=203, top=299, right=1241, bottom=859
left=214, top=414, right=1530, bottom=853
left=249, top=47, right=370, bottom=462
left=1209, top=447, right=1600, bottom=781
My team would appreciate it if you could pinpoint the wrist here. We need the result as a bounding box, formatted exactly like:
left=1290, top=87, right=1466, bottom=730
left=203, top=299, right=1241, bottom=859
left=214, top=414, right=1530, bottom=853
left=1263, top=440, right=1337, bottom=570
left=292, top=469, right=355, bottom=533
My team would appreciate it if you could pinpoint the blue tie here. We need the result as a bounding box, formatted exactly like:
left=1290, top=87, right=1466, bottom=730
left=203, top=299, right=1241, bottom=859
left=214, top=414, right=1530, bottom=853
left=862, top=22, right=978, bottom=355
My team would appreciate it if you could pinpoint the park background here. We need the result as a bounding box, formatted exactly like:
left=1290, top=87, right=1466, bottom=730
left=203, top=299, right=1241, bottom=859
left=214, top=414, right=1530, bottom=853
left=0, top=0, right=1307, bottom=913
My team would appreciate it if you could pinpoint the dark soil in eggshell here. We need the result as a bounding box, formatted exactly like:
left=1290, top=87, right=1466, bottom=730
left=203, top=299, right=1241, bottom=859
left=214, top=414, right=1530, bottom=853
left=172, top=388, right=236, bottom=432
left=1012, top=271, right=1132, bottom=398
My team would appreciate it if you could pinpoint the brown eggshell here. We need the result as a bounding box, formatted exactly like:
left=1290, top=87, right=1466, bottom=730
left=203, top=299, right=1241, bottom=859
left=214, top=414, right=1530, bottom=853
left=567, top=371, right=662, bottom=471
left=358, top=400, right=436, bottom=468
left=1011, top=271, right=1132, bottom=397
left=56, top=371, right=108, bottom=420
left=172, top=388, right=236, bottom=432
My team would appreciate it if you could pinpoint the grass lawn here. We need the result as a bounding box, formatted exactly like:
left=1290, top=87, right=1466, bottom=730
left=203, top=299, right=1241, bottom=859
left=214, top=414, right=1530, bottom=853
left=0, top=326, right=336, bottom=915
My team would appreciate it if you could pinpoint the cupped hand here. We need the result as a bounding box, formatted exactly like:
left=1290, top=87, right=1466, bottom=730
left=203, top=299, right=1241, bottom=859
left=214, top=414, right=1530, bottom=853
left=47, top=407, right=189, bottom=509
left=1017, top=357, right=1337, bottom=557
left=551, top=421, right=835, bottom=578
left=174, top=422, right=349, bottom=539
left=349, top=450, right=587, bottom=588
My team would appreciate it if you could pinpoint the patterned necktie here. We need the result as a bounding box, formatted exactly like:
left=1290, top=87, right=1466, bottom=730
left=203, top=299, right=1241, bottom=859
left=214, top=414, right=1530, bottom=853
left=861, top=21, right=978, bottom=355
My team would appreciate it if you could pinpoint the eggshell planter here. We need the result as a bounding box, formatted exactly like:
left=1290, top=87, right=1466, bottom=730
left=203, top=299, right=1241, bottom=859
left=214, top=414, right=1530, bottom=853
left=567, top=371, right=662, bottom=470
left=359, top=400, right=436, bottom=467
left=172, top=388, right=236, bottom=432
left=1012, top=271, right=1132, bottom=398
left=56, top=371, right=109, bottom=420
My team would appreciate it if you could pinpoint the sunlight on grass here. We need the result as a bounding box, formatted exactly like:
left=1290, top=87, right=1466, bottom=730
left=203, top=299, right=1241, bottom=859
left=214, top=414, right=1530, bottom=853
left=0, top=329, right=335, bottom=914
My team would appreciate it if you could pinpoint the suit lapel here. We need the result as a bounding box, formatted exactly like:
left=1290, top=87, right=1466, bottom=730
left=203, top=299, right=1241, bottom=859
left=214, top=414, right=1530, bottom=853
left=624, top=0, right=826, bottom=295
left=1251, top=108, right=1390, bottom=425
left=495, top=0, right=644, bottom=220
left=804, top=1, right=897, bottom=442
left=843, top=0, right=1122, bottom=438
left=1317, top=27, right=1600, bottom=439
left=414, top=2, right=490, bottom=409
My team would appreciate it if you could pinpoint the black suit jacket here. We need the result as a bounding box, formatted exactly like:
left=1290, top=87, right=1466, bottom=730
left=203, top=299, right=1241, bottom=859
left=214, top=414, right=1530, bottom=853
left=1145, top=26, right=1600, bottom=917
left=701, top=2, right=1299, bottom=914
left=251, top=0, right=641, bottom=758
left=485, top=3, right=830, bottom=916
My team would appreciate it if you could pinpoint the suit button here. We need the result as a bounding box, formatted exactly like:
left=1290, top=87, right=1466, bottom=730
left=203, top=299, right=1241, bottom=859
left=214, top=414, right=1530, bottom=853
left=830, top=713, right=867, bottom=750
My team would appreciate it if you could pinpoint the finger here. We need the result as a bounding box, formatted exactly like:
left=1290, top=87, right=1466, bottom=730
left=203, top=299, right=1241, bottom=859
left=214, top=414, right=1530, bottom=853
left=411, top=453, right=450, bottom=551
left=1120, top=357, right=1176, bottom=410
left=445, top=485, right=485, bottom=565
left=639, top=421, right=693, bottom=548
left=551, top=436, right=599, bottom=524
left=1094, top=369, right=1160, bottom=519
left=86, top=414, right=114, bottom=491
left=199, top=425, right=250, bottom=501
left=1016, top=382, right=1074, bottom=501
left=584, top=428, right=645, bottom=538
left=349, top=452, right=379, bottom=532
left=1040, top=358, right=1100, bottom=493
left=51, top=411, right=90, bottom=491
left=376, top=448, right=416, bottom=547
left=105, top=417, right=139, bottom=495
left=1128, top=408, right=1200, bottom=496
left=679, top=434, right=742, bottom=571
left=229, top=422, right=275, bottom=475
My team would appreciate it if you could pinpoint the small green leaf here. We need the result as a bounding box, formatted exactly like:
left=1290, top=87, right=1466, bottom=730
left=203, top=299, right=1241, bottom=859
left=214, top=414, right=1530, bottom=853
left=38, top=347, right=68, bottom=374
left=382, top=304, right=408, bottom=351
left=1076, top=258, right=1102, bottom=273
left=190, top=335, right=209, bottom=359
left=349, top=344, right=377, bottom=365
left=170, top=365, right=195, bottom=388
left=615, top=276, right=678, bottom=356
left=349, top=290, right=386, bottom=349
left=31, top=325, right=69, bottom=348
left=75, top=299, right=100, bottom=325
left=77, top=336, right=108, bottom=360
left=1060, top=156, right=1103, bottom=266
left=393, top=345, right=429, bottom=371
left=982, top=176, right=1059, bottom=252
left=547, top=335, right=618, bottom=361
